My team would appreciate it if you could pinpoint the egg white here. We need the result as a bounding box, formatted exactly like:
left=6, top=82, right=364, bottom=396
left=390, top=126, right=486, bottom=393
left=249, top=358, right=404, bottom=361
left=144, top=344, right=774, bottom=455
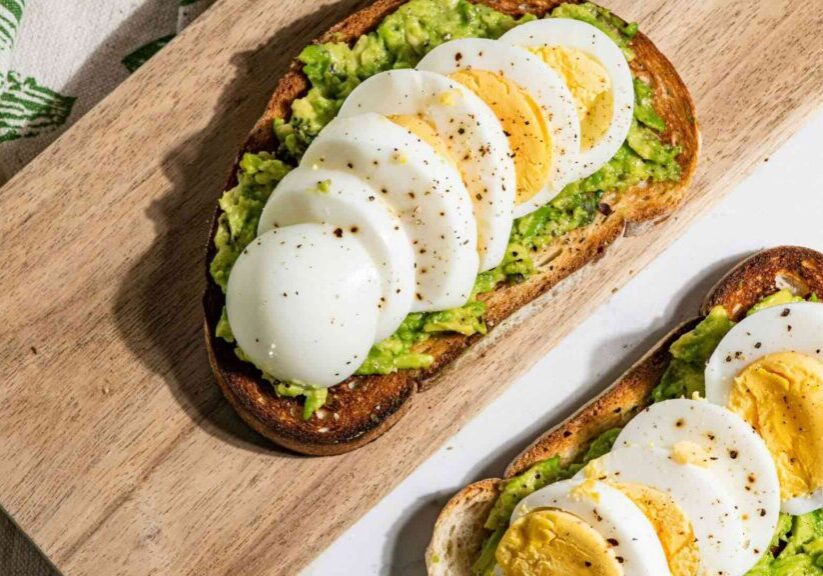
left=226, top=223, right=381, bottom=387
left=338, top=69, right=515, bottom=271
left=705, top=301, right=823, bottom=514
left=258, top=167, right=415, bottom=341
left=616, top=399, right=780, bottom=564
left=509, top=478, right=670, bottom=576
left=705, top=301, right=823, bottom=405
left=586, top=445, right=750, bottom=576
left=417, top=38, right=581, bottom=217
left=301, top=113, right=478, bottom=312
left=501, top=18, right=634, bottom=182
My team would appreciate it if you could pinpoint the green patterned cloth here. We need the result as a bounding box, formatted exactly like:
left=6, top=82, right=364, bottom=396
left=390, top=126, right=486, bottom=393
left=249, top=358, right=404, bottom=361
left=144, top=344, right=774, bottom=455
left=0, top=0, right=215, bottom=184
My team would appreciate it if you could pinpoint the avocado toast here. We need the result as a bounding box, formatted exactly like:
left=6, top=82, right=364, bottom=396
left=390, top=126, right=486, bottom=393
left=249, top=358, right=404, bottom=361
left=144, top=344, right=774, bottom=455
left=427, top=246, right=823, bottom=575
left=203, top=0, right=699, bottom=455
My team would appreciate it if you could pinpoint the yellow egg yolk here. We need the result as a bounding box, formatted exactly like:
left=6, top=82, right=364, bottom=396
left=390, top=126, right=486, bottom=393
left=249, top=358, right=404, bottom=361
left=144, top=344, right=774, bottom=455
left=570, top=477, right=602, bottom=504
left=729, top=351, right=823, bottom=501
left=389, top=113, right=456, bottom=165
left=496, top=509, right=623, bottom=576
left=614, top=482, right=701, bottom=576
left=671, top=440, right=713, bottom=468
left=449, top=69, right=552, bottom=205
left=530, top=46, right=613, bottom=151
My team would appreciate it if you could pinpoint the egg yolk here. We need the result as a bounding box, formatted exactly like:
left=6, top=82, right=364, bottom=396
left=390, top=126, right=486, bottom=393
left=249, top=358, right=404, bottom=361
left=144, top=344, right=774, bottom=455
left=389, top=113, right=457, bottom=166
left=671, top=440, right=712, bottom=468
left=496, top=509, right=622, bottom=576
left=449, top=69, right=552, bottom=205
left=530, top=46, right=613, bottom=151
left=729, top=351, right=823, bottom=501
left=614, top=482, right=700, bottom=576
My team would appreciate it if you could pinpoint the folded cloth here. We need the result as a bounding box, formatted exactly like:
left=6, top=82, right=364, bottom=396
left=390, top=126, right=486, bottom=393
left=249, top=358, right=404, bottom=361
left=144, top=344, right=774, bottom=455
left=0, top=0, right=214, bottom=184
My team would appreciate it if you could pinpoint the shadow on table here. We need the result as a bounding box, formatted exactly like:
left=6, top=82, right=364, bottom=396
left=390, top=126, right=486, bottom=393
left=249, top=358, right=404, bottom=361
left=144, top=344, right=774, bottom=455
left=383, top=248, right=753, bottom=575
left=112, top=0, right=372, bottom=454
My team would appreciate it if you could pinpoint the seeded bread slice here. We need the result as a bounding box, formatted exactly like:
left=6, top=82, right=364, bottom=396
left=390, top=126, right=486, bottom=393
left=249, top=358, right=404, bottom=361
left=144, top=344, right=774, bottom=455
left=203, top=0, right=700, bottom=455
left=425, top=245, right=823, bottom=574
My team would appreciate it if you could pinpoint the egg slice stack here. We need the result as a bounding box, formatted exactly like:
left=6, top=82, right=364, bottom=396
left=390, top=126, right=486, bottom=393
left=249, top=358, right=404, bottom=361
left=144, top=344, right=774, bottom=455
left=497, top=399, right=782, bottom=576
left=226, top=18, right=636, bottom=387
left=495, top=300, right=823, bottom=576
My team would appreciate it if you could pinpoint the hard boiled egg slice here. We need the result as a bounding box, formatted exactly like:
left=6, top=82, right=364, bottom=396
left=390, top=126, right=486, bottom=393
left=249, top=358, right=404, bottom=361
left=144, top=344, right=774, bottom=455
left=417, top=38, right=580, bottom=218
left=584, top=445, right=749, bottom=576
left=301, top=113, right=478, bottom=312
left=338, top=69, right=515, bottom=271
left=257, top=167, right=414, bottom=342
left=226, top=223, right=381, bottom=387
left=705, top=301, right=823, bottom=514
left=501, top=18, right=634, bottom=181
left=615, top=399, right=780, bottom=566
left=505, top=478, right=670, bottom=576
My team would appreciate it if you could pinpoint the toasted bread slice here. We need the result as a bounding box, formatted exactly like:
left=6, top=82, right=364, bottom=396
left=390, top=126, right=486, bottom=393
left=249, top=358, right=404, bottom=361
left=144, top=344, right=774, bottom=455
left=203, top=0, right=700, bottom=455
left=425, top=245, right=823, bottom=575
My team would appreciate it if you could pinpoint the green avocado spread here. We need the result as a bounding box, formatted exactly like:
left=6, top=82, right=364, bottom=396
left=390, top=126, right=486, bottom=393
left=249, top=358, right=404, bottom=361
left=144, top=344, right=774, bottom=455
left=472, top=290, right=823, bottom=576
left=210, top=0, right=682, bottom=418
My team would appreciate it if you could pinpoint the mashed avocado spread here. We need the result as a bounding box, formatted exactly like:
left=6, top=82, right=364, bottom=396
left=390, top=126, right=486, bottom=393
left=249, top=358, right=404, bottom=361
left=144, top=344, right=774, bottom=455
left=472, top=290, right=823, bottom=576
left=210, top=0, right=682, bottom=418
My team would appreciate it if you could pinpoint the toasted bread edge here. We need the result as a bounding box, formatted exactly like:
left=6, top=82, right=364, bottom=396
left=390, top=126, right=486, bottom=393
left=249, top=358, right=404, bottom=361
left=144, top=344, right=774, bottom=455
left=203, top=0, right=699, bottom=454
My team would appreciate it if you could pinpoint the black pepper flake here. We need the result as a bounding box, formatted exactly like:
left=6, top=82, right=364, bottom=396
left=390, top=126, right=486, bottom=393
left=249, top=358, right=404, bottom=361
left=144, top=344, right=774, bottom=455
left=597, top=202, right=613, bottom=216
left=781, top=308, right=791, bottom=317
left=333, top=228, right=343, bottom=238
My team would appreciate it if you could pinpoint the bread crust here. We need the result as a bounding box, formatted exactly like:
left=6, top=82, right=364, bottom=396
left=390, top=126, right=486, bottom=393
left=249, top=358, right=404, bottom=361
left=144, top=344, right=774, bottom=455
left=426, top=246, right=823, bottom=575
left=203, top=0, right=700, bottom=455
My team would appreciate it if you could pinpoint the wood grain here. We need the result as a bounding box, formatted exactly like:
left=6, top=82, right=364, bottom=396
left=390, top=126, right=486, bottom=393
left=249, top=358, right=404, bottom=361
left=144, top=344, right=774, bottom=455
left=0, top=0, right=821, bottom=574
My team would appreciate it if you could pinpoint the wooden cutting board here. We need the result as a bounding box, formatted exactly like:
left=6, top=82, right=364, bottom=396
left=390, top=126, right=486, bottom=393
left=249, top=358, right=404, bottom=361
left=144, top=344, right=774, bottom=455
left=1, top=0, right=821, bottom=574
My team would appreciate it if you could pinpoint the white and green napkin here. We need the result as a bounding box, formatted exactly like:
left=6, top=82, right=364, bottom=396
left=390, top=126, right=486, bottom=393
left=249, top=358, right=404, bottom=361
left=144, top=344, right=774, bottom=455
left=0, top=0, right=214, bottom=184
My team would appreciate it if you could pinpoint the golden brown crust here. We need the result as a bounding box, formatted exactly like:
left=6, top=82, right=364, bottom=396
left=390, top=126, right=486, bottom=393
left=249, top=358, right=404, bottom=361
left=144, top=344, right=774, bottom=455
left=701, top=246, right=823, bottom=320
left=426, top=246, right=823, bottom=575
left=426, top=478, right=501, bottom=576
left=203, top=0, right=699, bottom=454
left=504, top=320, right=698, bottom=477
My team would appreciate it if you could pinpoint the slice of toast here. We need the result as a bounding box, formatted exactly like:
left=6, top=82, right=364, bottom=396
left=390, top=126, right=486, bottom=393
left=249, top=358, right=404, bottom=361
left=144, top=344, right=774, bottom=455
left=203, top=0, right=700, bottom=455
left=426, top=245, right=823, bottom=575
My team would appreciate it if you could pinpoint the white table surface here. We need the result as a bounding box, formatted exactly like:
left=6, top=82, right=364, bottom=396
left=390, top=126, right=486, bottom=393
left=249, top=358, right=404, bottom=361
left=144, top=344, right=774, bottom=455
left=304, top=109, right=823, bottom=575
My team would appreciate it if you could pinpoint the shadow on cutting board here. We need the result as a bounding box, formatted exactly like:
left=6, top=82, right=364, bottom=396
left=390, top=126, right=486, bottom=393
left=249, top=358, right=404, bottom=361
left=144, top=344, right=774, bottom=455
left=2, top=2, right=385, bottom=574
left=113, top=0, right=375, bottom=455
left=382, top=249, right=751, bottom=575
